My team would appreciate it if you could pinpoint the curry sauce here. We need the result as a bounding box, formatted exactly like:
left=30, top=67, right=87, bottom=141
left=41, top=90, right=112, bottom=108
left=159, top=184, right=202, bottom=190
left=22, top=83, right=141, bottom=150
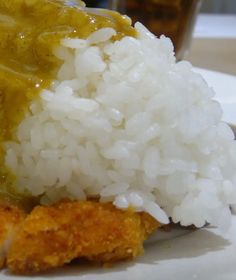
left=0, top=0, right=136, bottom=206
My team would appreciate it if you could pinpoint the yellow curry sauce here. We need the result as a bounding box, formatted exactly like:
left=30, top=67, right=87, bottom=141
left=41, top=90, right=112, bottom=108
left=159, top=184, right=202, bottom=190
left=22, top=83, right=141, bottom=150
left=0, top=0, right=136, bottom=206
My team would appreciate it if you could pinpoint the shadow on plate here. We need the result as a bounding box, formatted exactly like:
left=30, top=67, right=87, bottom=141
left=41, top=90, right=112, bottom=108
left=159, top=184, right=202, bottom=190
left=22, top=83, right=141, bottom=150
left=140, top=227, right=230, bottom=263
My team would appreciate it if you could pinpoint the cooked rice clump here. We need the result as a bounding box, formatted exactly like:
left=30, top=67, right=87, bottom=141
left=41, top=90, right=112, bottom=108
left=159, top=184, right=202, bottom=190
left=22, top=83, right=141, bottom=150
left=5, top=23, right=236, bottom=227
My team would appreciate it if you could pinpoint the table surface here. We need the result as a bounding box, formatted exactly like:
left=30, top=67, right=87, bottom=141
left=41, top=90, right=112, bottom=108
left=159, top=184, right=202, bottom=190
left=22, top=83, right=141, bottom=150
left=186, top=14, right=236, bottom=75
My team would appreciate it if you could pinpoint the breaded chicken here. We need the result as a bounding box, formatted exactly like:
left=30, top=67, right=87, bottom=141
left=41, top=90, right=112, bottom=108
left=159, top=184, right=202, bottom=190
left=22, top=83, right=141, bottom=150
left=0, top=203, right=25, bottom=268
left=7, top=200, right=160, bottom=274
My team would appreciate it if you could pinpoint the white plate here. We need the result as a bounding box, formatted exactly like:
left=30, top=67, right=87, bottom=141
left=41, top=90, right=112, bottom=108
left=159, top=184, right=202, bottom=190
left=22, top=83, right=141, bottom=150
left=194, top=68, right=236, bottom=126
left=2, top=69, right=236, bottom=280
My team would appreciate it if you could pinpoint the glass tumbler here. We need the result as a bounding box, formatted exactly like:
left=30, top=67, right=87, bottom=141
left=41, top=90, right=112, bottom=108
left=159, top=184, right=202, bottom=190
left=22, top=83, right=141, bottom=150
left=108, top=0, right=202, bottom=60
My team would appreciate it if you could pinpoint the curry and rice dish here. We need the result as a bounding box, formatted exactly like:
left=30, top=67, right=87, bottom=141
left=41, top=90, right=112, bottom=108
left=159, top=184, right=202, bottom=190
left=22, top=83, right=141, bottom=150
left=0, top=0, right=236, bottom=275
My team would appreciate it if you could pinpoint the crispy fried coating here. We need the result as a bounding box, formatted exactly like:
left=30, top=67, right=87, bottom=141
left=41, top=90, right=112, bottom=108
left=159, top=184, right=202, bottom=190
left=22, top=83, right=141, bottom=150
left=0, top=203, right=25, bottom=269
left=7, top=200, right=160, bottom=274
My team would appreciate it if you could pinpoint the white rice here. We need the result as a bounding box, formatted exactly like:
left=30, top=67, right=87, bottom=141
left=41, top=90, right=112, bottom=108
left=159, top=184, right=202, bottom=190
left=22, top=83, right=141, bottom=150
left=5, top=23, right=236, bottom=227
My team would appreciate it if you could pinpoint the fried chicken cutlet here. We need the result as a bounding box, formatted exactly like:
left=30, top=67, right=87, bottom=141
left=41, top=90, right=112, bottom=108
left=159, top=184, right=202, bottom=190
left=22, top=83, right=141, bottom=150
left=7, top=200, right=160, bottom=274
left=0, top=204, right=25, bottom=269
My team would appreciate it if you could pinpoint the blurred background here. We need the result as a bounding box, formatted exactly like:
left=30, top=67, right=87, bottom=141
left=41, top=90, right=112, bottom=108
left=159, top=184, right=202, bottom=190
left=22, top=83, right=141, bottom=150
left=201, top=0, right=236, bottom=13
left=84, top=0, right=236, bottom=75
left=187, top=0, right=236, bottom=75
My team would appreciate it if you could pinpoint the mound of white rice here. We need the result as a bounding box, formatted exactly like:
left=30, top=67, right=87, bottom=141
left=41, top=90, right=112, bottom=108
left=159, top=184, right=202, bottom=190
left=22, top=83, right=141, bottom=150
left=5, top=23, right=236, bottom=227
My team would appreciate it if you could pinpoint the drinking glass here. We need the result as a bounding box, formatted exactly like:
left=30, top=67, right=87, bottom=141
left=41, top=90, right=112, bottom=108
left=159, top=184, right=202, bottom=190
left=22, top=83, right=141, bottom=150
left=108, top=0, right=202, bottom=60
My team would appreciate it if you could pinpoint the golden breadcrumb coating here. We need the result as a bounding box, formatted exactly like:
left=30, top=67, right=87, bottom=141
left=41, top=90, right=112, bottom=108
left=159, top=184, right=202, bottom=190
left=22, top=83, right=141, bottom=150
left=0, top=203, right=25, bottom=269
left=7, top=200, right=160, bottom=274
